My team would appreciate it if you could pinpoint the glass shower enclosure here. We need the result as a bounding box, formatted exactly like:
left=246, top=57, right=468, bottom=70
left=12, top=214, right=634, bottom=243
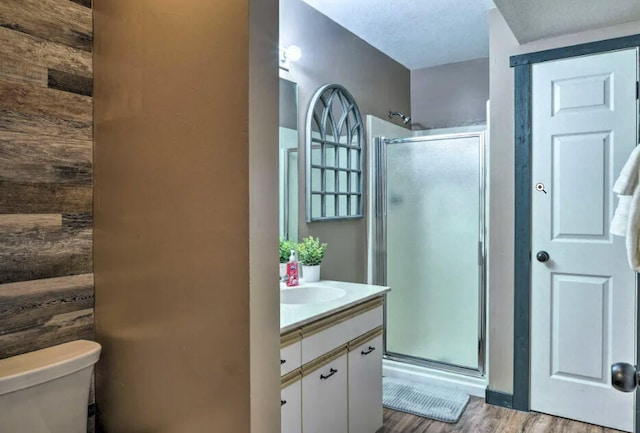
left=373, top=132, right=486, bottom=375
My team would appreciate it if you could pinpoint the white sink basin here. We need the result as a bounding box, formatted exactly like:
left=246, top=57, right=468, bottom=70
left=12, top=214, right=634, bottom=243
left=281, top=286, right=347, bottom=305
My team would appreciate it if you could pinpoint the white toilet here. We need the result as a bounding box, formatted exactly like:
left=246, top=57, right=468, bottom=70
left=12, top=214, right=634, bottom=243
left=0, top=340, right=101, bottom=433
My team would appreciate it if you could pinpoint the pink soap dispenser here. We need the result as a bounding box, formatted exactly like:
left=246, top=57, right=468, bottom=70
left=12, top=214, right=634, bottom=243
left=286, top=250, right=299, bottom=287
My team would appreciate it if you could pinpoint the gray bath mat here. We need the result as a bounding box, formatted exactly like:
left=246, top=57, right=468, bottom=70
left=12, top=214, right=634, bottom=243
left=383, top=376, right=470, bottom=423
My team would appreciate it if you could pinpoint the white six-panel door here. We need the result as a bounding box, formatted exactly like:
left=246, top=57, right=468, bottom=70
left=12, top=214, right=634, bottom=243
left=531, top=48, right=638, bottom=432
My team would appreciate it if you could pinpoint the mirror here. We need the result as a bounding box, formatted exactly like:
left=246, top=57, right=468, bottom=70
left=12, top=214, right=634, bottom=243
left=306, top=84, right=364, bottom=221
left=279, top=78, right=299, bottom=241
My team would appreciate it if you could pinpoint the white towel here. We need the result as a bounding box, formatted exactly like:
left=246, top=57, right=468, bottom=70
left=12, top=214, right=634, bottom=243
left=626, top=189, right=640, bottom=270
left=614, top=145, right=640, bottom=195
left=611, top=145, right=640, bottom=271
left=611, top=195, right=631, bottom=236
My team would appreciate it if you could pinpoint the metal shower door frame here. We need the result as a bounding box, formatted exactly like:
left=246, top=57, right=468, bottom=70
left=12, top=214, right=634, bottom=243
left=372, top=132, right=487, bottom=377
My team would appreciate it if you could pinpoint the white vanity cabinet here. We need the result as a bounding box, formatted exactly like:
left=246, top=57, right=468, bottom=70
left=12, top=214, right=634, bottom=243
left=348, top=329, right=384, bottom=433
left=302, top=349, right=348, bottom=433
left=280, top=296, right=385, bottom=433
left=281, top=332, right=302, bottom=376
left=300, top=300, right=384, bottom=364
left=281, top=373, right=302, bottom=433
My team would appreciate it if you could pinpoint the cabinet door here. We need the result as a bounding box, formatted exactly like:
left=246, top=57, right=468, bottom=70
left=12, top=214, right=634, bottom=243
left=281, top=380, right=301, bottom=433
left=348, top=334, right=383, bottom=433
left=281, top=341, right=301, bottom=376
left=302, top=353, right=348, bottom=433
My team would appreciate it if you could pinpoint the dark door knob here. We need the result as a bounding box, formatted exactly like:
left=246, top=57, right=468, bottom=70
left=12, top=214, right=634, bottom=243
left=536, top=251, right=550, bottom=263
left=612, top=362, right=638, bottom=392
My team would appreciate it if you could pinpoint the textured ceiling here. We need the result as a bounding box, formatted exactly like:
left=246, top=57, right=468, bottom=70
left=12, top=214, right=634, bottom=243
left=300, top=0, right=495, bottom=70
left=493, top=0, right=640, bottom=43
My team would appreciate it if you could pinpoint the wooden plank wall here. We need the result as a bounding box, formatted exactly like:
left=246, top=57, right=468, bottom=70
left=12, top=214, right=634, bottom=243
left=0, top=0, right=94, bottom=412
left=0, top=0, right=94, bottom=429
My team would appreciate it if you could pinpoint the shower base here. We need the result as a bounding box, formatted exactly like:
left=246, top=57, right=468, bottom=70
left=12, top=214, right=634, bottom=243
left=383, top=358, right=487, bottom=398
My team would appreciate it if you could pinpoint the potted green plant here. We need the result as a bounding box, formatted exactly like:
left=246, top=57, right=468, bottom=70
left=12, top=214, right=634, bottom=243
left=279, top=238, right=296, bottom=281
left=297, top=236, right=327, bottom=283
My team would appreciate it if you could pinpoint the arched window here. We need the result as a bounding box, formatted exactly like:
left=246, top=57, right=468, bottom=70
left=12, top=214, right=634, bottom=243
left=306, top=84, right=364, bottom=221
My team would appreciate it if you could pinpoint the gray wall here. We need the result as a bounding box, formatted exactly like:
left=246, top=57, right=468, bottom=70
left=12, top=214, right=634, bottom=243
left=280, top=0, right=411, bottom=283
left=279, top=79, right=298, bottom=129
left=411, top=58, right=489, bottom=129
left=488, top=8, right=640, bottom=394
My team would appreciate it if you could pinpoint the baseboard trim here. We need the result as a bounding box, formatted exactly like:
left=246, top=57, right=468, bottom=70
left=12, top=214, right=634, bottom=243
left=485, top=387, right=513, bottom=409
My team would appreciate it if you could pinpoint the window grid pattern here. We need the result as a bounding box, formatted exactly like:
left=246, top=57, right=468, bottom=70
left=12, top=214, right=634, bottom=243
left=306, top=84, right=364, bottom=222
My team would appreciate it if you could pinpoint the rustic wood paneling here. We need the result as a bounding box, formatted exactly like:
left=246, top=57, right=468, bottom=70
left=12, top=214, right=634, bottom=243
left=0, top=0, right=92, bottom=52
left=0, top=78, right=92, bottom=141
left=48, top=69, right=93, bottom=96
left=0, top=111, right=92, bottom=141
left=0, top=214, right=62, bottom=232
left=382, top=401, right=623, bottom=433
left=63, top=212, right=92, bottom=229
left=0, top=54, right=47, bottom=86
left=0, top=274, right=93, bottom=334
left=71, top=0, right=92, bottom=9
left=0, top=223, right=92, bottom=284
left=0, top=79, right=92, bottom=122
left=88, top=413, right=96, bottom=433
left=89, top=376, right=95, bottom=405
left=0, top=308, right=94, bottom=359
left=0, top=132, right=92, bottom=185
left=0, top=3, right=95, bottom=424
left=0, top=26, right=91, bottom=77
left=0, top=182, right=92, bottom=213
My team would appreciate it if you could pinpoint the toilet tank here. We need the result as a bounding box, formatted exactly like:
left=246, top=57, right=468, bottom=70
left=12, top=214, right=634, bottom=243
left=0, top=340, right=101, bottom=433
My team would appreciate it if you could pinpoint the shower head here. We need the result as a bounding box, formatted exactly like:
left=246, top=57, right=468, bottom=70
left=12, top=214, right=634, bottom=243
left=388, top=111, right=411, bottom=125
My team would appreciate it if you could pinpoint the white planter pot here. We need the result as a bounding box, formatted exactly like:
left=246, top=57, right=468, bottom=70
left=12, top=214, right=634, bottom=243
left=302, top=265, right=321, bottom=283
left=279, top=263, right=288, bottom=281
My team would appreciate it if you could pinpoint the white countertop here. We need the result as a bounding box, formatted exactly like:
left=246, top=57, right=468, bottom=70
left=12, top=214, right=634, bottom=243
left=280, top=280, right=390, bottom=333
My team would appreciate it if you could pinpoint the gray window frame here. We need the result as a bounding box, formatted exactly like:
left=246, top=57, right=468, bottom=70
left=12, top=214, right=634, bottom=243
left=305, top=84, right=365, bottom=222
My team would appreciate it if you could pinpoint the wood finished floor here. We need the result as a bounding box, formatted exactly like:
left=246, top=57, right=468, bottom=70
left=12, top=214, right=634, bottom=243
left=381, top=397, right=624, bottom=433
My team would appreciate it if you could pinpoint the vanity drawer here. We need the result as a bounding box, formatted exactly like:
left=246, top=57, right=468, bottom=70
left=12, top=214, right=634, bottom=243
left=281, top=330, right=302, bottom=376
left=301, top=297, right=383, bottom=364
left=281, top=341, right=301, bottom=376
